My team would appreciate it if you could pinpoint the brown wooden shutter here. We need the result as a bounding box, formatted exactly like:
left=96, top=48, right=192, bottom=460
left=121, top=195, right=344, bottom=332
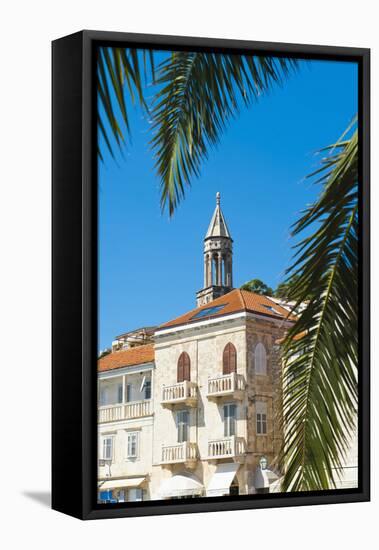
left=177, top=352, right=191, bottom=382
left=183, top=353, right=191, bottom=381
left=223, top=343, right=237, bottom=375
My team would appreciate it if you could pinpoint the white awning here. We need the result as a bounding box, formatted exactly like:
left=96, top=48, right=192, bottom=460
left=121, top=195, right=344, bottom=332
left=206, top=462, right=239, bottom=497
left=98, top=477, right=145, bottom=490
left=157, top=474, right=204, bottom=499
left=254, top=467, right=279, bottom=489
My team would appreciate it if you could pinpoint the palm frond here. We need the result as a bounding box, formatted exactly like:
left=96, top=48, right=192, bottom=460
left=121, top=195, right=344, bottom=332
left=151, top=52, right=298, bottom=215
left=97, top=47, right=155, bottom=158
left=280, top=123, right=358, bottom=491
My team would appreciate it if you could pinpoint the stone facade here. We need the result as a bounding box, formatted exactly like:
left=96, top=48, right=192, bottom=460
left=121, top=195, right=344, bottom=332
left=97, top=310, right=291, bottom=501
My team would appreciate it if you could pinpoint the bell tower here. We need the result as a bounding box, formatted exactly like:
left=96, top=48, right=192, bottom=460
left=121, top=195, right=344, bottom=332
left=196, top=192, right=233, bottom=307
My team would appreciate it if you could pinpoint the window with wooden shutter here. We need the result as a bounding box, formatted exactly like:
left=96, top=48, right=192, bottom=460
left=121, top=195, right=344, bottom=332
left=177, top=352, right=191, bottom=382
left=222, top=343, right=237, bottom=374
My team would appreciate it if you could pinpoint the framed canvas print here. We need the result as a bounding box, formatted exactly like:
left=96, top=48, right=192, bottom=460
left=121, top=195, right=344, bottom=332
left=52, top=30, right=370, bottom=520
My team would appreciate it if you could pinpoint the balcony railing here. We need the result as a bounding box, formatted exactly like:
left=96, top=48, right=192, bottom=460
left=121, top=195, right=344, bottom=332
left=161, top=442, right=198, bottom=466
left=208, top=436, right=246, bottom=460
left=161, top=380, right=197, bottom=407
left=207, top=372, right=245, bottom=399
left=98, top=400, right=152, bottom=423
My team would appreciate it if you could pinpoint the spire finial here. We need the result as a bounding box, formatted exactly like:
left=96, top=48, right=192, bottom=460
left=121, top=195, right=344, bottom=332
left=216, top=191, right=220, bottom=206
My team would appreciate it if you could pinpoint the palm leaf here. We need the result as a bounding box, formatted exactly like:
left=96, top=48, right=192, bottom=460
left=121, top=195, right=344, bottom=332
left=150, top=52, right=298, bottom=215
left=97, top=47, right=155, bottom=158
left=280, top=122, right=358, bottom=491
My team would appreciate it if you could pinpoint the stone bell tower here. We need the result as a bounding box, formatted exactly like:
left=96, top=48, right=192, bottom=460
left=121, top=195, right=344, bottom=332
left=196, top=192, right=233, bottom=307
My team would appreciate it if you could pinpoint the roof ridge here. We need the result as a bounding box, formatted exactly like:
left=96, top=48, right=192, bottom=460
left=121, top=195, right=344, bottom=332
left=239, top=288, right=248, bottom=309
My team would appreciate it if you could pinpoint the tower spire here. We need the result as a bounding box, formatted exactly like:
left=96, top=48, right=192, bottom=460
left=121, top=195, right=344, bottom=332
left=196, top=192, right=233, bottom=306
left=205, top=192, right=231, bottom=239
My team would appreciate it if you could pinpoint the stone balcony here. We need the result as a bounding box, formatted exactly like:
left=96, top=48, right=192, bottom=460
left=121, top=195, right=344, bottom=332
left=207, top=372, right=245, bottom=400
left=160, top=442, right=198, bottom=468
left=161, top=380, right=198, bottom=408
left=98, top=399, right=152, bottom=423
left=207, top=436, right=246, bottom=462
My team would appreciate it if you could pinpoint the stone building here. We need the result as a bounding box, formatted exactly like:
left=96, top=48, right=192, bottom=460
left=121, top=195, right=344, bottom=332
left=97, top=194, right=301, bottom=502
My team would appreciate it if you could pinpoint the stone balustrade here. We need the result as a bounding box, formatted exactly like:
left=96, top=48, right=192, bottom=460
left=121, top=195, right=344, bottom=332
left=208, top=436, right=246, bottom=459
left=207, top=372, right=245, bottom=399
left=161, top=442, right=198, bottom=465
left=161, top=380, right=197, bottom=407
left=98, top=399, right=152, bottom=423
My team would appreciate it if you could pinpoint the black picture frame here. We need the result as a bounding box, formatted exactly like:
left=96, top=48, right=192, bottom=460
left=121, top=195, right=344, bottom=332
left=52, top=30, right=370, bottom=520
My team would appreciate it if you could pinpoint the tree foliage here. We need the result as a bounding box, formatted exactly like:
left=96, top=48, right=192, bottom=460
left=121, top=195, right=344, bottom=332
left=97, top=47, right=155, bottom=159
left=240, top=278, right=274, bottom=296
left=280, top=123, right=358, bottom=491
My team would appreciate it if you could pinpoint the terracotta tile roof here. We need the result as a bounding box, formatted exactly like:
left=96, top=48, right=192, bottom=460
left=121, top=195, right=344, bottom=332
left=159, top=289, right=296, bottom=330
left=276, top=330, right=307, bottom=345
left=98, top=344, right=155, bottom=373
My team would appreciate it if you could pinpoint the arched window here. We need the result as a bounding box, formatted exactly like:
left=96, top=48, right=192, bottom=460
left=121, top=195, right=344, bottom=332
left=255, top=343, right=267, bottom=375
left=177, top=352, right=191, bottom=382
left=223, top=343, right=237, bottom=375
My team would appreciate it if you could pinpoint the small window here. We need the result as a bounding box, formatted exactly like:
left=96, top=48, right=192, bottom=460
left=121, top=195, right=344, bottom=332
left=255, top=343, right=267, bottom=375
left=223, top=404, right=237, bottom=437
left=127, top=432, right=139, bottom=458
left=191, top=304, right=227, bottom=320
left=262, top=304, right=281, bottom=315
left=177, top=410, right=190, bottom=443
left=256, top=402, right=267, bottom=434
left=256, top=413, right=267, bottom=434
left=117, top=489, right=126, bottom=503
left=117, top=383, right=123, bottom=403
left=99, top=387, right=107, bottom=406
left=126, top=384, right=132, bottom=402
left=223, top=342, right=237, bottom=375
left=101, top=436, right=113, bottom=460
left=177, top=352, right=191, bottom=383
left=144, top=380, right=151, bottom=400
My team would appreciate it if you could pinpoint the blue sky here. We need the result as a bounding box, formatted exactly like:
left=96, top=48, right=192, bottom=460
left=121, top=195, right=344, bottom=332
left=98, top=53, right=358, bottom=351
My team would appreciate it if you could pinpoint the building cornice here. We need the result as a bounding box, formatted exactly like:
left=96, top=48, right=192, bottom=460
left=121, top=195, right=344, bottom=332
left=155, top=310, right=293, bottom=339
left=98, top=361, right=155, bottom=380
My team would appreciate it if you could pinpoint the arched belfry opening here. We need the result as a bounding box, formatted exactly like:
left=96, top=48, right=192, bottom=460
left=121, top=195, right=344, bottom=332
left=196, top=193, right=234, bottom=307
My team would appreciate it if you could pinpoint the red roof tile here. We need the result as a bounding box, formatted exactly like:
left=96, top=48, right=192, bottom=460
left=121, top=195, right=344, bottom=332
left=98, top=344, right=154, bottom=372
left=159, top=289, right=296, bottom=330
